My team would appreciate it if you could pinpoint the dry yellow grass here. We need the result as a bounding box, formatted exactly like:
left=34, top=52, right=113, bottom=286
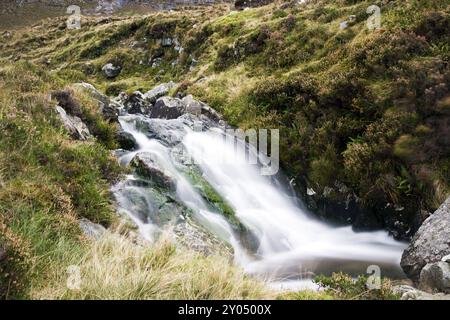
left=32, top=232, right=274, bottom=300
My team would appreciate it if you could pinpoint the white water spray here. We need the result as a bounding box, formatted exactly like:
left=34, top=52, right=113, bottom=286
left=115, top=114, right=406, bottom=286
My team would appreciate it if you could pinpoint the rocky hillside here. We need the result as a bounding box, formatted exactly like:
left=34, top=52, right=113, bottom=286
left=2, top=0, right=448, bottom=240
left=0, top=0, right=449, bottom=299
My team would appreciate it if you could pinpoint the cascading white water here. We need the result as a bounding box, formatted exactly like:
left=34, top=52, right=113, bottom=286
left=115, top=113, right=407, bottom=288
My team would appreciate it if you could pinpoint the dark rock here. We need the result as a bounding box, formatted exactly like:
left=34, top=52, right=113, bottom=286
left=299, top=176, right=420, bottom=240
left=150, top=97, right=186, bottom=119
left=101, top=101, right=120, bottom=122
left=52, top=89, right=83, bottom=118
left=201, top=104, right=223, bottom=122
left=401, top=197, right=450, bottom=281
left=124, top=91, right=151, bottom=115
left=117, top=130, right=138, bottom=151
left=102, top=63, right=121, bottom=78
left=130, top=152, right=176, bottom=190
left=419, top=261, right=450, bottom=293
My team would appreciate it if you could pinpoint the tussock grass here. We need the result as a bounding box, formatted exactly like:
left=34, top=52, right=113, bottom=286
left=33, top=232, right=274, bottom=300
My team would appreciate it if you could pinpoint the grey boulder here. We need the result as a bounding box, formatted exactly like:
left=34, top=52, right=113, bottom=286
left=150, top=97, right=186, bottom=120
left=102, top=63, right=121, bottom=78
left=56, top=106, right=91, bottom=140
left=130, top=152, right=176, bottom=190
left=124, top=91, right=151, bottom=115
left=393, top=285, right=450, bottom=300
left=401, top=197, right=450, bottom=281
left=419, top=261, right=450, bottom=293
left=143, top=81, right=175, bottom=104
left=182, top=94, right=202, bottom=116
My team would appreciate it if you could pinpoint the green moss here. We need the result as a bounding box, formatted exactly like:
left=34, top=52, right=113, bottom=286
left=184, top=167, right=240, bottom=228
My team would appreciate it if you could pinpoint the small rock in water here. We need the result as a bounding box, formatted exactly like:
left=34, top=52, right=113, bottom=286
left=117, top=130, right=138, bottom=151
left=307, top=188, right=316, bottom=196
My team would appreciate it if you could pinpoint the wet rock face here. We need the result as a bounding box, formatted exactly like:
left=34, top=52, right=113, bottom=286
left=117, top=130, right=137, bottom=150
left=124, top=91, right=150, bottom=115
left=130, top=152, right=176, bottom=190
left=401, top=197, right=450, bottom=281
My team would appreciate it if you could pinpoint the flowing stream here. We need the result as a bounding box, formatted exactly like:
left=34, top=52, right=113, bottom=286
left=113, top=111, right=407, bottom=289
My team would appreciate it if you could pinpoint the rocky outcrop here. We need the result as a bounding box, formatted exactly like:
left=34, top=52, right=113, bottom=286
left=130, top=152, right=176, bottom=190
left=102, top=63, right=121, bottom=78
left=55, top=106, right=91, bottom=140
left=150, top=96, right=186, bottom=120
left=117, top=130, right=138, bottom=151
left=123, top=91, right=150, bottom=115
left=234, top=0, right=274, bottom=10
left=401, top=197, right=450, bottom=281
left=75, top=82, right=120, bottom=122
left=173, top=220, right=232, bottom=257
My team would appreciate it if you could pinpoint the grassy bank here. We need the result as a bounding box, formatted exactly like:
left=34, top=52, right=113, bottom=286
left=0, top=62, right=275, bottom=299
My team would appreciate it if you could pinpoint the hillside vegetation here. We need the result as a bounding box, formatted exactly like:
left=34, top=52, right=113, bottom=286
left=0, top=0, right=448, bottom=299
left=2, top=0, right=448, bottom=239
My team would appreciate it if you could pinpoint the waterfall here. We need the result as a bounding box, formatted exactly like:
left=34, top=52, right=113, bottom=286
left=113, top=111, right=407, bottom=288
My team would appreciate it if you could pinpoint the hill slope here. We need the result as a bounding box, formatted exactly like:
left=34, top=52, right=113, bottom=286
left=0, top=0, right=449, bottom=299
